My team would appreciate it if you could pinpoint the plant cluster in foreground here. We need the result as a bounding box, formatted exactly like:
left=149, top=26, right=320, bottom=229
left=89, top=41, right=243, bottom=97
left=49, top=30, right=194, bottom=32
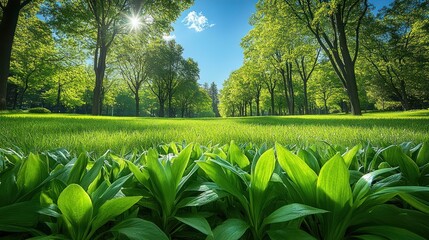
left=0, top=141, right=428, bottom=239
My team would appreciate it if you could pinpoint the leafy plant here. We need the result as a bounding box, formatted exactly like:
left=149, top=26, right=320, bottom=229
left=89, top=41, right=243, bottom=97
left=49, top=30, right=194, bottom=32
left=197, top=142, right=327, bottom=239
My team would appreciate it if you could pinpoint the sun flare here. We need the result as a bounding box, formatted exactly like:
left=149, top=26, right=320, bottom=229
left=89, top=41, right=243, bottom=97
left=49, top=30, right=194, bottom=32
left=128, top=15, right=142, bottom=31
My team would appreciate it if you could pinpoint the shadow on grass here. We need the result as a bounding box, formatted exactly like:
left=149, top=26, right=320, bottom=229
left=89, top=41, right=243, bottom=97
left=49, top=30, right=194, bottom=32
left=232, top=116, right=429, bottom=131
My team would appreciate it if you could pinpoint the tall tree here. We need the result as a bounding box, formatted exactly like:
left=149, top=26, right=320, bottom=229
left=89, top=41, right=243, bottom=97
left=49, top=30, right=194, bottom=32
left=208, top=82, right=220, bottom=117
left=44, top=0, right=193, bottom=115
left=279, top=0, right=369, bottom=115
left=0, top=0, right=37, bottom=110
left=9, top=12, right=56, bottom=109
left=116, top=34, right=150, bottom=116
left=361, top=0, right=429, bottom=110
left=295, top=48, right=320, bottom=114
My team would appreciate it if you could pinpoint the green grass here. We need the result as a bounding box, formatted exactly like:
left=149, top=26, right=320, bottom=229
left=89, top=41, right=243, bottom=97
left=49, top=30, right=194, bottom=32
left=1, top=110, right=429, bottom=153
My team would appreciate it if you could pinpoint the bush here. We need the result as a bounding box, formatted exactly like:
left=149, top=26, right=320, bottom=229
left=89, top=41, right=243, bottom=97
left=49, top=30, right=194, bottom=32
left=28, top=107, right=51, bottom=113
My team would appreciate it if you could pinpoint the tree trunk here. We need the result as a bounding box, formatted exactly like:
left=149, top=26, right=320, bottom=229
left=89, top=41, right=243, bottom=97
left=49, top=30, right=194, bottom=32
left=56, top=81, right=61, bottom=113
left=168, top=92, right=173, bottom=117
left=336, top=13, right=362, bottom=115
left=249, top=101, right=253, bottom=116
left=159, top=99, right=165, bottom=117
left=286, top=62, right=295, bottom=115
left=303, top=81, right=309, bottom=114
left=256, top=96, right=260, bottom=116
left=280, top=69, right=290, bottom=115
left=135, top=92, right=140, bottom=117
left=399, top=79, right=410, bottom=110
left=92, top=31, right=108, bottom=115
left=0, top=0, right=21, bottom=110
left=270, top=90, right=275, bottom=115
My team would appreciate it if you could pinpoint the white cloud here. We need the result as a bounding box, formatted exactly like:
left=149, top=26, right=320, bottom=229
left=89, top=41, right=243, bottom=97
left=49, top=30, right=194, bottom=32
left=182, top=11, right=215, bottom=32
left=162, top=34, right=176, bottom=42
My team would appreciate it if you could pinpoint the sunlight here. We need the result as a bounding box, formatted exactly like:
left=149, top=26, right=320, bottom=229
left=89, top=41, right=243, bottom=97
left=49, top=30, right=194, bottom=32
left=128, top=14, right=142, bottom=31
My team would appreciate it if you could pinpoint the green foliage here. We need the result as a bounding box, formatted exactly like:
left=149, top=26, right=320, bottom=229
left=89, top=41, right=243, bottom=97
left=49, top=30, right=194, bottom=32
left=1, top=141, right=428, bottom=239
left=28, top=107, right=51, bottom=113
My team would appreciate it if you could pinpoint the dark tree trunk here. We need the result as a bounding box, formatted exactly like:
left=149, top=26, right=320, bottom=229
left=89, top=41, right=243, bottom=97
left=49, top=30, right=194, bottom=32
left=92, top=41, right=108, bottom=115
left=335, top=11, right=361, bottom=115
left=168, top=90, right=174, bottom=117
left=12, top=86, right=18, bottom=109
left=0, top=0, right=21, bottom=110
left=286, top=61, right=294, bottom=115
left=249, top=101, right=253, bottom=116
left=159, top=99, right=165, bottom=117
left=256, top=96, right=260, bottom=116
left=280, top=69, right=290, bottom=115
left=56, top=81, right=61, bottom=113
left=270, top=91, right=275, bottom=115
left=399, top=79, right=411, bottom=110
left=303, top=81, right=309, bottom=114
left=135, top=93, right=140, bottom=117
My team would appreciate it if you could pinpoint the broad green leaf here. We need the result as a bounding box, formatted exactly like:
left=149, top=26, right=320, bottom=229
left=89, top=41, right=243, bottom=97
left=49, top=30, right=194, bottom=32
left=251, top=148, right=275, bottom=193
left=178, top=189, right=226, bottom=208
left=381, top=146, right=420, bottom=183
left=146, top=149, right=176, bottom=217
left=57, top=184, right=93, bottom=240
left=67, top=153, right=88, bottom=184
left=210, top=157, right=250, bottom=187
left=342, top=144, right=361, bottom=168
left=92, top=196, right=142, bottom=231
left=212, top=218, right=249, bottom=240
left=262, top=203, right=328, bottom=226
left=80, top=156, right=104, bottom=190
left=171, top=144, right=193, bottom=189
left=275, top=143, right=317, bottom=202
left=317, top=154, right=352, bottom=210
left=196, top=160, right=248, bottom=208
left=92, top=174, right=132, bottom=209
left=177, top=163, right=199, bottom=192
left=352, top=167, right=397, bottom=207
left=352, top=204, right=429, bottom=238
left=169, top=142, right=179, bottom=155
left=355, top=226, right=426, bottom=240
left=398, top=193, right=429, bottom=214
left=176, top=215, right=213, bottom=236
left=416, top=142, right=429, bottom=166
left=228, top=141, right=250, bottom=168
left=110, top=218, right=168, bottom=240
left=126, top=160, right=150, bottom=188
left=297, top=149, right=320, bottom=174
left=16, top=153, right=48, bottom=194
left=0, top=200, right=41, bottom=227
left=268, top=228, right=316, bottom=240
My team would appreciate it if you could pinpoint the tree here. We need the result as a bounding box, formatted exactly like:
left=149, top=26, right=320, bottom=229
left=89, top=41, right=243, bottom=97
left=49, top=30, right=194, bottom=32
left=208, top=82, right=220, bottom=117
left=279, top=0, right=369, bottom=115
left=0, top=0, right=39, bottom=110
left=361, top=0, right=429, bottom=110
left=43, top=0, right=193, bottom=115
left=309, top=62, right=345, bottom=114
left=295, top=48, right=320, bottom=114
left=9, top=12, right=56, bottom=109
left=147, top=40, right=198, bottom=117
left=42, top=65, right=91, bottom=112
left=116, top=34, right=150, bottom=116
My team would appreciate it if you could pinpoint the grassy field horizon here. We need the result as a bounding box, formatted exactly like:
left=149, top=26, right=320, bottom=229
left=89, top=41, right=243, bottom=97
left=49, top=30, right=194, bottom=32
left=1, top=110, right=429, bottom=153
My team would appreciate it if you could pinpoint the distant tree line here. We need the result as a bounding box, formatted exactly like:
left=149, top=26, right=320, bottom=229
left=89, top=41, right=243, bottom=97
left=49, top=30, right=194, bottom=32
left=220, top=0, right=429, bottom=117
left=0, top=0, right=221, bottom=117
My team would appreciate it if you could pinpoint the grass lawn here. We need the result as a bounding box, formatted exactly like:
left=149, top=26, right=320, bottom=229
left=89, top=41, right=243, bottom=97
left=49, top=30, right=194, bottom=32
left=1, top=110, right=429, bottom=153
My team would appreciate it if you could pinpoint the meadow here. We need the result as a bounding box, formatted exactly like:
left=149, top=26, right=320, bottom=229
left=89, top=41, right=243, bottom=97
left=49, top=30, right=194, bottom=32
left=1, top=110, right=429, bottom=153
left=1, top=111, right=429, bottom=239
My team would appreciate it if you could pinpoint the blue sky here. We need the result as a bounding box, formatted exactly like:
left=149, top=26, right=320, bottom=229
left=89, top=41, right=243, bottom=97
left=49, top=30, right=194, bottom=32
left=169, top=0, right=393, bottom=88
